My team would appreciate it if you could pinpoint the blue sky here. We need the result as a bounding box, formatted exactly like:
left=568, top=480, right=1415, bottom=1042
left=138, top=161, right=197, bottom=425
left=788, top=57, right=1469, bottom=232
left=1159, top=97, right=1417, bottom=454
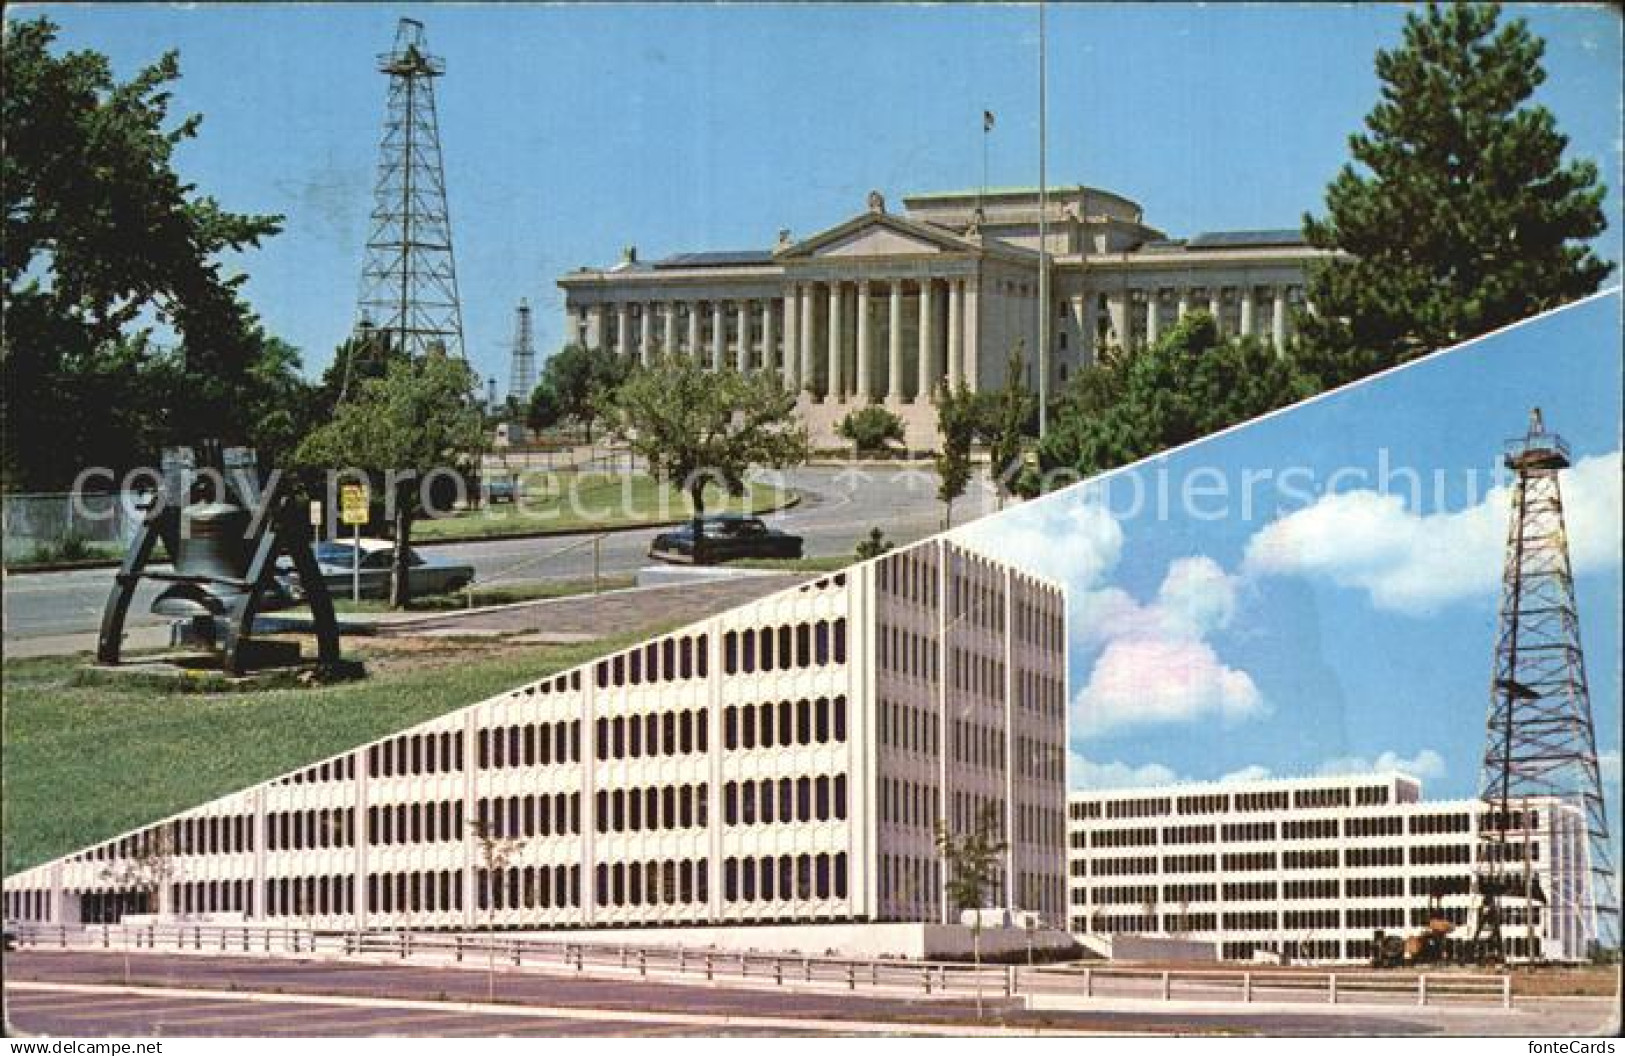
left=17, top=2, right=1623, bottom=391
left=955, top=292, right=1621, bottom=844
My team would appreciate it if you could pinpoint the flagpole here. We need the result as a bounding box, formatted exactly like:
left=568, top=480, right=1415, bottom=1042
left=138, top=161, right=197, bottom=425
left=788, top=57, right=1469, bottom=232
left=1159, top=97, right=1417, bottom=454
left=1037, top=0, right=1050, bottom=439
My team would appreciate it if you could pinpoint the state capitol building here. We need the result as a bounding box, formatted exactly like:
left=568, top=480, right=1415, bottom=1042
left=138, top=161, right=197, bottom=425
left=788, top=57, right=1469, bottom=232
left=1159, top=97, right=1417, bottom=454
left=557, top=185, right=1328, bottom=446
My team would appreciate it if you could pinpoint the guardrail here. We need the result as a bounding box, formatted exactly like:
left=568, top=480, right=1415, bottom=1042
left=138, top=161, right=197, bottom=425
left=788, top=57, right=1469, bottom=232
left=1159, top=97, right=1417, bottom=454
left=1024, top=964, right=1512, bottom=1008
left=10, top=924, right=1514, bottom=1008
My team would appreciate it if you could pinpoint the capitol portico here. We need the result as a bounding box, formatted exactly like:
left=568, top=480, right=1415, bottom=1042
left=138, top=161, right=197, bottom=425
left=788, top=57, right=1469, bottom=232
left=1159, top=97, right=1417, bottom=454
left=557, top=186, right=1327, bottom=447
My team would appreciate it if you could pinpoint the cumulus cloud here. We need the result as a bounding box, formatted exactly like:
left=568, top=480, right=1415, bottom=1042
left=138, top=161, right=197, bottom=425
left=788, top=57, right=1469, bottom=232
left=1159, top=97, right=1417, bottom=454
left=1070, top=753, right=1181, bottom=790
left=953, top=495, right=1123, bottom=593
left=1073, top=635, right=1265, bottom=737
left=1220, top=764, right=1274, bottom=783
left=1243, top=451, right=1621, bottom=614
left=1317, top=748, right=1447, bottom=780
left=961, top=494, right=1262, bottom=740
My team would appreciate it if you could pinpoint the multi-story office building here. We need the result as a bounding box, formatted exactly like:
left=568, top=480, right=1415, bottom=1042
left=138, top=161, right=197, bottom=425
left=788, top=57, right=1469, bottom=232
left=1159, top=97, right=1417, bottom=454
left=557, top=185, right=1328, bottom=446
left=4, top=539, right=1067, bottom=938
left=1067, top=773, right=1596, bottom=964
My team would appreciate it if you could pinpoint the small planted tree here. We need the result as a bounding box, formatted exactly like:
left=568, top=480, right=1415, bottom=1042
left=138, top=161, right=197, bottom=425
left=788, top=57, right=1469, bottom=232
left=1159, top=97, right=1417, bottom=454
left=932, top=381, right=978, bottom=529
left=837, top=405, right=905, bottom=456
left=469, top=817, right=526, bottom=1003
left=854, top=526, right=893, bottom=562
left=936, top=803, right=1008, bottom=1018
left=602, top=354, right=808, bottom=529
left=985, top=346, right=1036, bottom=507
left=297, top=349, right=487, bottom=609
left=100, top=828, right=180, bottom=983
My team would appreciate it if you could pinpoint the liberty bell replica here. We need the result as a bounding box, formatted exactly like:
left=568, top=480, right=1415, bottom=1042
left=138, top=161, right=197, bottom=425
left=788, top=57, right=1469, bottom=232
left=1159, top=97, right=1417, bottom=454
left=97, top=441, right=341, bottom=676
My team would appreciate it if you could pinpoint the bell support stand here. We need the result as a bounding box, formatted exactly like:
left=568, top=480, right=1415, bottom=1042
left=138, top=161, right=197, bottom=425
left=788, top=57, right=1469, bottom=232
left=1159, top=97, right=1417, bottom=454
left=96, top=443, right=341, bottom=676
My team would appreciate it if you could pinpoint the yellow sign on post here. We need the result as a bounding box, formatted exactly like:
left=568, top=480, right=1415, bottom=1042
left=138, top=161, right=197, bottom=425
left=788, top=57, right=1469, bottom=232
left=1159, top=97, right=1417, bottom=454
left=339, top=484, right=370, bottom=526
left=338, top=483, right=369, bottom=603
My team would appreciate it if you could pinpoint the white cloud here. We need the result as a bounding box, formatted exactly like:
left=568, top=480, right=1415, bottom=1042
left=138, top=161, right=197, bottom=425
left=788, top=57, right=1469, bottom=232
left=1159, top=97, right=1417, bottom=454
left=1067, top=748, right=1455, bottom=791
left=1317, top=748, right=1447, bottom=780
left=1155, top=555, right=1238, bottom=638
left=964, top=495, right=1262, bottom=740
left=1243, top=451, right=1622, bottom=615
left=954, top=496, right=1123, bottom=593
left=1070, top=753, right=1180, bottom=790
left=1073, top=635, right=1265, bottom=737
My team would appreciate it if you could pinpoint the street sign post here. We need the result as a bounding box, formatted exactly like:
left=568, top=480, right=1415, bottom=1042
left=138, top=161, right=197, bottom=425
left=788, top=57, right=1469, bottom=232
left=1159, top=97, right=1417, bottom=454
left=339, top=484, right=369, bottom=603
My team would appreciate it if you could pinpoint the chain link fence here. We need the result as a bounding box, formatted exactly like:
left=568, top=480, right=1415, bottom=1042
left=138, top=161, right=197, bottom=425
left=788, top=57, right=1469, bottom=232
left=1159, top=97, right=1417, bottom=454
left=3, top=491, right=142, bottom=564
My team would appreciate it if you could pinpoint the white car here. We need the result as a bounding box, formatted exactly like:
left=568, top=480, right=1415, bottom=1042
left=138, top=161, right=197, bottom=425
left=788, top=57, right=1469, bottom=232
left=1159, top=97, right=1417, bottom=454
left=277, top=539, right=474, bottom=600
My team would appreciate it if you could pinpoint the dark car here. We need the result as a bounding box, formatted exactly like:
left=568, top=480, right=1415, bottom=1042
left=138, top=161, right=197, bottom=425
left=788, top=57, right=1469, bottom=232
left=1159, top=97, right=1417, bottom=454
left=649, top=515, right=803, bottom=565
left=276, top=540, right=475, bottom=600
left=483, top=477, right=519, bottom=505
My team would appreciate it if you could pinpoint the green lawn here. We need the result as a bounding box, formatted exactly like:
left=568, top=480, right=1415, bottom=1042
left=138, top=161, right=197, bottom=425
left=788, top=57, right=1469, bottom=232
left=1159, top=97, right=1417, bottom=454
left=731, top=555, right=856, bottom=574
left=413, top=471, right=793, bottom=541
left=310, top=575, right=638, bottom=615
left=1, top=632, right=656, bottom=876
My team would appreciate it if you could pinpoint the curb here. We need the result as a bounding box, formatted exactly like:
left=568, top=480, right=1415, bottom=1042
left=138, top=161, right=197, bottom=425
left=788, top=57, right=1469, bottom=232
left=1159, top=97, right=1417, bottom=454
left=257, top=570, right=804, bottom=635
left=1, top=493, right=804, bottom=576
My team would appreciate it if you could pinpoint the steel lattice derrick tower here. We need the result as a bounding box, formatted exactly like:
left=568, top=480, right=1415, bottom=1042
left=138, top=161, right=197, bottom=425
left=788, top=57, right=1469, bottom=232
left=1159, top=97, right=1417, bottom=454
left=507, top=299, right=536, bottom=401
left=355, top=18, right=465, bottom=359
left=1472, top=408, right=1615, bottom=961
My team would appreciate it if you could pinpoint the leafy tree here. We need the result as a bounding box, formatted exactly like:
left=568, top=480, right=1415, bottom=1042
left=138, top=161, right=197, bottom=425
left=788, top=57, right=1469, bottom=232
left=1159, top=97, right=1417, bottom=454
left=314, top=326, right=409, bottom=417
left=837, top=405, right=905, bottom=454
left=525, top=380, right=563, bottom=433
left=100, top=827, right=179, bottom=983
left=1300, top=1, right=1612, bottom=380
left=984, top=346, right=1037, bottom=505
left=540, top=343, right=633, bottom=443
left=933, top=381, right=978, bottom=528
left=2, top=18, right=299, bottom=488
left=600, top=354, right=808, bottom=525
left=935, top=803, right=1009, bottom=1017
left=1034, top=313, right=1314, bottom=485
left=296, top=351, right=486, bottom=609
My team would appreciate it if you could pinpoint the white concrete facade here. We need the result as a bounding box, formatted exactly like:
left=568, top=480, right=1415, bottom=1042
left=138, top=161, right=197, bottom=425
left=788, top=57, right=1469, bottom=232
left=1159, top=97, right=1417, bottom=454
left=557, top=186, right=1328, bottom=447
left=4, top=539, right=1067, bottom=940
left=1067, top=773, right=1595, bottom=964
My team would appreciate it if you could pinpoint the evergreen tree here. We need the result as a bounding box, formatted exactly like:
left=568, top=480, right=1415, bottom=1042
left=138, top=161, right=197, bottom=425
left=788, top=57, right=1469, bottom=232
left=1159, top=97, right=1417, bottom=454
left=1300, top=1, right=1611, bottom=379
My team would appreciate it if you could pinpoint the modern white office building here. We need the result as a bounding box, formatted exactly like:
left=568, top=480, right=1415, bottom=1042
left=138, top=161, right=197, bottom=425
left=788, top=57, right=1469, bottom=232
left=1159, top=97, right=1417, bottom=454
left=556, top=185, right=1328, bottom=447
left=4, top=538, right=1068, bottom=940
left=1067, top=773, right=1596, bottom=964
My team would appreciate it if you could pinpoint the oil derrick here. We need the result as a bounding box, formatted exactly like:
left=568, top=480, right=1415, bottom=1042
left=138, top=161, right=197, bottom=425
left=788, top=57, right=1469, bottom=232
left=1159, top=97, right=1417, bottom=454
left=1471, top=408, right=1614, bottom=961
left=508, top=299, right=537, bottom=402
left=355, top=18, right=465, bottom=359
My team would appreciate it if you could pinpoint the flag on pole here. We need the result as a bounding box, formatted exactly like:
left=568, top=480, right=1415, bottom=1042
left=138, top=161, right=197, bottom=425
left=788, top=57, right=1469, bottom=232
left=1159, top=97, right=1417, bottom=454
left=983, top=109, right=996, bottom=132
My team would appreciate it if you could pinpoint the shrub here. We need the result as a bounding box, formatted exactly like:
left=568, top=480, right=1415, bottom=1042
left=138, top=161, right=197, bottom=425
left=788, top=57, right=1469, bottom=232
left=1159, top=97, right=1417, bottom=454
left=837, top=405, right=905, bottom=453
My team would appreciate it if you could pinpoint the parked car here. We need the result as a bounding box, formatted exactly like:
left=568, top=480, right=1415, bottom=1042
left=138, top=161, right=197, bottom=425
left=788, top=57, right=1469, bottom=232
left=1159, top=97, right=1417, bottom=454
left=483, top=476, right=518, bottom=504
left=648, top=515, right=803, bottom=565
left=276, top=540, right=475, bottom=600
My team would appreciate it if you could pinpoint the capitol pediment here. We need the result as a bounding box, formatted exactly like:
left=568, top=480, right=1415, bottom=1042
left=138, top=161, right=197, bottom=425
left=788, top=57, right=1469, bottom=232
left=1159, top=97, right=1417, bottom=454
left=776, top=212, right=976, bottom=261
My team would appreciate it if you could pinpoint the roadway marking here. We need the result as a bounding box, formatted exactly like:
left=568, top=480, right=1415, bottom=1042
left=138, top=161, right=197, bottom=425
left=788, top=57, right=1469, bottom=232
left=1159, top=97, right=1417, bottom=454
left=5, top=981, right=1082, bottom=1036
left=3, top=992, right=191, bottom=1015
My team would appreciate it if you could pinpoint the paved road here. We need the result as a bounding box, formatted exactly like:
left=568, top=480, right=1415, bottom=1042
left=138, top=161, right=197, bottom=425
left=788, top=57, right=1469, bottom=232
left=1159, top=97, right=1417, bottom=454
left=8, top=950, right=1602, bottom=1038
left=2, top=464, right=970, bottom=643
